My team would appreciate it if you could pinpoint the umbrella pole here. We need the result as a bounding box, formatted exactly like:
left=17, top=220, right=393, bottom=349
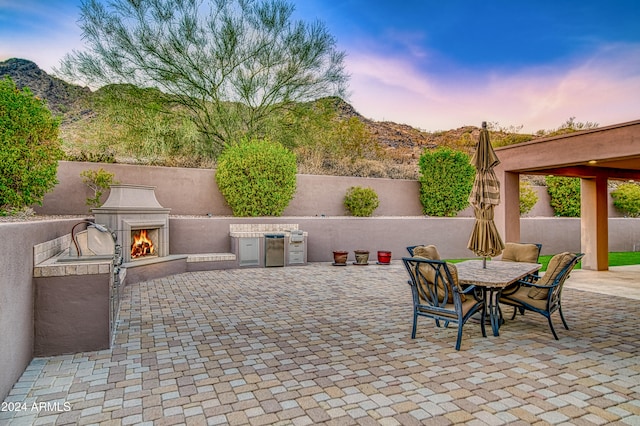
left=483, top=257, right=487, bottom=268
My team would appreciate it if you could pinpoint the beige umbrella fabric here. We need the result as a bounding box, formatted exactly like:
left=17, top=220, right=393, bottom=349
left=467, top=122, right=505, bottom=265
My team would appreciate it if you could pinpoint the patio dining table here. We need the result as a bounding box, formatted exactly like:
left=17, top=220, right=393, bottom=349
left=455, top=260, right=542, bottom=336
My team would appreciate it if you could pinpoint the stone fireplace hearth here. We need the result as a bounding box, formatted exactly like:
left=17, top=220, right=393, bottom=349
left=93, top=185, right=170, bottom=264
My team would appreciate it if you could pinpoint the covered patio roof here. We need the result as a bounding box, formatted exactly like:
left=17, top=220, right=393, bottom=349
left=494, top=119, right=640, bottom=270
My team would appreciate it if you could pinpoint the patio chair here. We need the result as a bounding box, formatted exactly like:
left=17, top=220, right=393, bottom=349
left=500, top=242, right=542, bottom=296
left=402, top=257, right=486, bottom=350
left=499, top=252, right=584, bottom=340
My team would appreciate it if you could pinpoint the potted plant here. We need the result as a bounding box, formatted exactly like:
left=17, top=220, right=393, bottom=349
left=332, top=250, right=348, bottom=266
left=377, top=250, right=392, bottom=265
left=354, top=249, right=369, bottom=265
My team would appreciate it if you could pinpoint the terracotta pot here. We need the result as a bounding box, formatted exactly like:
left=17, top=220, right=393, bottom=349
left=354, top=250, right=369, bottom=265
left=377, top=250, right=392, bottom=264
left=332, top=250, right=348, bottom=265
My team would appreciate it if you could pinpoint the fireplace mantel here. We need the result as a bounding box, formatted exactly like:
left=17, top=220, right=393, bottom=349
left=93, top=185, right=170, bottom=264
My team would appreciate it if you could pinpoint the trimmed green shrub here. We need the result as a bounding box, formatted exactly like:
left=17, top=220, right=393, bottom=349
left=519, top=180, right=538, bottom=215
left=611, top=182, right=640, bottom=217
left=0, top=77, right=63, bottom=213
left=215, top=138, right=297, bottom=216
left=418, top=147, right=475, bottom=217
left=344, top=186, right=379, bottom=216
left=81, top=168, right=118, bottom=210
left=545, top=176, right=581, bottom=217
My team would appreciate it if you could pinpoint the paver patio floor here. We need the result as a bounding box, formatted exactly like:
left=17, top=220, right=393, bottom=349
left=2, top=262, right=639, bottom=425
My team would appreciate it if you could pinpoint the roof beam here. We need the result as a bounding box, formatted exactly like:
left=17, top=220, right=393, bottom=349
left=518, top=166, right=640, bottom=181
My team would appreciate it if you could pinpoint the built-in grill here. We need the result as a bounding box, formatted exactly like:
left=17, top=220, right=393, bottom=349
left=93, top=184, right=170, bottom=264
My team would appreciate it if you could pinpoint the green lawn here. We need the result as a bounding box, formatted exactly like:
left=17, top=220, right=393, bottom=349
left=448, top=251, right=640, bottom=272
left=537, top=251, right=640, bottom=271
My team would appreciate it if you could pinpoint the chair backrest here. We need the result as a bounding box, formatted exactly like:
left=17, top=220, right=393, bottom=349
left=402, top=257, right=462, bottom=308
left=406, top=245, right=441, bottom=259
left=501, top=242, right=542, bottom=263
left=528, top=253, right=584, bottom=303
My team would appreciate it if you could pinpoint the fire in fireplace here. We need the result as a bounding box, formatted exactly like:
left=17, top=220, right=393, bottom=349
left=131, top=229, right=156, bottom=259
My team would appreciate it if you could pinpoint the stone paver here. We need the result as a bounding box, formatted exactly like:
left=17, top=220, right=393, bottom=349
left=1, top=262, right=639, bottom=425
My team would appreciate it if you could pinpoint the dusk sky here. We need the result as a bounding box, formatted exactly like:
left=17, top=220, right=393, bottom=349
left=1, top=0, right=639, bottom=133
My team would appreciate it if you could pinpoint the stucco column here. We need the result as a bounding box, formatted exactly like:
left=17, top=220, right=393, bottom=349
left=580, top=176, right=609, bottom=270
left=497, top=171, right=521, bottom=244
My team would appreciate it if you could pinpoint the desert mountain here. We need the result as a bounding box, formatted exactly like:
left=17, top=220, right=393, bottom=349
left=0, top=58, right=91, bottom=116
left=1, top=57, right=489, bottom=155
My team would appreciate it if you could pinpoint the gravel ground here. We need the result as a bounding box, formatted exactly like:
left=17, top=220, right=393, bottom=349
left=0, top=213, right=88, bottom=223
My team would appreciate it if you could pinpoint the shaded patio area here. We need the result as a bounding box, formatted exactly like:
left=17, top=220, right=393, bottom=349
left=2, top=263, right=639, bottom=425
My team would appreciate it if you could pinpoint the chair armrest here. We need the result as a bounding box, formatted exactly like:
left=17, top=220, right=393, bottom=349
left=514, top=279, right=559, bottom=289
left=459, top=284, right=478, bottom=295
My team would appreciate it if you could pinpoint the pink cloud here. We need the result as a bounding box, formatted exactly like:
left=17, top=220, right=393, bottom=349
left=346, top=44, right=640, bottom=133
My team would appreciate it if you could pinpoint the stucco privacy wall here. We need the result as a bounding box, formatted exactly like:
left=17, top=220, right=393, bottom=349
left=35, top=161, right=426, bottom=217
left=169, top=216, right=639, bottom=261
left=0, top=219, right=81, bottom=402
left=36, top=161, right=624, bottom=217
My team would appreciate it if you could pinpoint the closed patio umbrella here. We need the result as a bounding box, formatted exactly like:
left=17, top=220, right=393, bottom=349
left=467, top=121, right=505, bottom=267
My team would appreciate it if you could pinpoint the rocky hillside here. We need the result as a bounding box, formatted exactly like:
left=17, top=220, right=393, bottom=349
left=0, top=58, right=91, bottom=116
left=2, top=57, right=521, bottom=171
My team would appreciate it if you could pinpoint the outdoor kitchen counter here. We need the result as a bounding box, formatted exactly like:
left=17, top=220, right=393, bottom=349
left=229, top=231, right=308, bottom=238
left=229, top=224, right=307, bottom=267
left=229, top=222, right=306, bottom=237
left=34, top=250, right=113, bottom=277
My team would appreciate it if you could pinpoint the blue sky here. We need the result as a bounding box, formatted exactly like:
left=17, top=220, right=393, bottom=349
left=2, top=0, right=640, bottom=133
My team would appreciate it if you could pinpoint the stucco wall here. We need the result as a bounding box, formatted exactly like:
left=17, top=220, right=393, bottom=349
left=169, top=216, right=640, bottom=261
left=35, top=161, right=428, bottom=217
left=35, top=162, right=624, bottom=218
left=0, top=219, right=82, bottom=402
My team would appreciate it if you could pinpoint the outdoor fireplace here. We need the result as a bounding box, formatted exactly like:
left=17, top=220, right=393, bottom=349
left=93, top=185, right=170, bottom=264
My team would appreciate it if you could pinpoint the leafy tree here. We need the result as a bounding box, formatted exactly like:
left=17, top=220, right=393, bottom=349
left=418, top=147, right=475, bottom=217
left=81, top=168, right=118, bottom=210
left=215, top=138, right=297, bottom=216
left=0, top=76, right=63, bottom=213
left=57, top=0, right=348, bottom=155
left=611, top=182, right=640, bottom=217
left=545, top=176, right=581, bottom=217
left=519, top=180, right=538, bottom=215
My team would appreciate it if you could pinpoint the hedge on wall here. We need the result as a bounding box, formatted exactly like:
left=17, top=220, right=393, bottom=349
left=0, top=77, right=63, bottom=214
left=418, top=147, right=475, bottom=217
left=545, top=176, right=581, bottom=217
left=611, top=182, right=640, bottom=217
left=519, top=180, right=538, bottom=215
left=215, top=138, right=297, bottom=216
left=343, top=186, right=379, bottom=216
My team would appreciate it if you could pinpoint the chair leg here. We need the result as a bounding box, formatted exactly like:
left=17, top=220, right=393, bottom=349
left=510, top=307, right=517, bottom=320
left=559, top=307, right=570, bottom=330
left=480, top=305, right=487, bottom=338
left=455, top=324, right=463, bottom=351
left=547, top=316, right=559, bottom=340
left=435, top=319, right=450, bottom=328
left=411, top=313, right=418, bottom=339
